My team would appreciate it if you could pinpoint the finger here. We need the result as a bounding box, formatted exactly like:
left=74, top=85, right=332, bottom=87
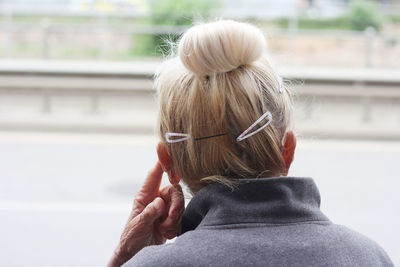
left=167, top=184, right=184, bottom=220
left=136, top=197, right=166, bottom=226
left=159, top=212, right=182, bottom=240
left=164, top=229, right=179, bottom=240
left=134, top=161, right=164, bottom=208
left=117, top=197, right=166, bottom=263
left=160, top=210, right=182, bottom=239
left=159, top=184, right=185, bottom=235
left=160, top=184, right=184, bottom=218
left=140, top=161, right=164, bottom=195
left=161, top=205, right=184, bottom=240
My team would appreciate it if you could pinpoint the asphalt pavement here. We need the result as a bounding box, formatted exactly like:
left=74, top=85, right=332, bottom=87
left=0, top=132, right=399, bottom=266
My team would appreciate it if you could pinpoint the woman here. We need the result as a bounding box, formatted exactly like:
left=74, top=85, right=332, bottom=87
left=108, top=20, right=393, bottom=267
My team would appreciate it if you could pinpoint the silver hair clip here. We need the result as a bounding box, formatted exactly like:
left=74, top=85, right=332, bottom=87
left=236, top=110, right=272, bottom=142
left=165, top=132, right=228, bottom=143
left=165, top=110, right=273, bottom=143
left=165, top=133, right=190, bottom=143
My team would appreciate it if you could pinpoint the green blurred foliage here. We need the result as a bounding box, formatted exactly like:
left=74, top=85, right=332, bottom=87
left=276, top=17, right=351, bottom=30
left=151, top=0, right=214, bottom=25
left=347, top=0, right=381, bottom=30
left=276, top=0, right=382, bottom=31
left=131, top=0, right=217, bottom=56
left=387, top=14, right=400, bottom=23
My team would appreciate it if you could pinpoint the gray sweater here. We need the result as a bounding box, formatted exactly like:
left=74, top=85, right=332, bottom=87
left=124, top=177, right=393, bottom=267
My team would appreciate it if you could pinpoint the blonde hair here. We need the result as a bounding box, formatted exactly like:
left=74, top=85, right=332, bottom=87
left=156, top=20, right=293, bottom=193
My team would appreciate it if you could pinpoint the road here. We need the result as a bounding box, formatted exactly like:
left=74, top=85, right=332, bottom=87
left=0, top=132, right=399, bottom=266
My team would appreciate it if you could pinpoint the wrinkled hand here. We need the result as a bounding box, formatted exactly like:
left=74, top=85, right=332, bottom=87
left=108, top=161, right=185, bottom=267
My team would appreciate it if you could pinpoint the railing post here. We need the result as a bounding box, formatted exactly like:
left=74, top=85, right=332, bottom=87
left=89, top=92, right=100, bottom=114
left=2, top=10, right=13, bottom=57
left=362, top=96, right=372, bottom=123
left=41, top=18, right=52, bottom=59
left=364, top=27, right=376, bottom=68
left=304, top=96, right=314, bottom=121
left=41, top=89, right=52, bottom=113
left=289, top=10, right=299, bottom=61
left=97, top=14, right=108, bottom=60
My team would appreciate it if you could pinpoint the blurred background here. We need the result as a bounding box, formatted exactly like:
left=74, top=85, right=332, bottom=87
left=0, top=0, right=399, bottom=266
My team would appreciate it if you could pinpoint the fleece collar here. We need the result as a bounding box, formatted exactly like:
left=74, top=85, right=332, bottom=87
left=180, top=177, right=330, bottom=235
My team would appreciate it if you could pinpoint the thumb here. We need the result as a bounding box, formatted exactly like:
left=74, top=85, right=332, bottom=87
left=138, top=197, right=165, bottom=224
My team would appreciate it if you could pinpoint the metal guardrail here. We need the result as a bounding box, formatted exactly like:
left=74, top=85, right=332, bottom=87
left=0, top=61, right=399, bottom=139
left=1, top=62, right=399, bottom=114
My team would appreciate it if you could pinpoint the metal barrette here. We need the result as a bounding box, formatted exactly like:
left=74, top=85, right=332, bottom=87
left=236, top=111, right=272, bottom=142
left=165, top=110, right=273, bottom=143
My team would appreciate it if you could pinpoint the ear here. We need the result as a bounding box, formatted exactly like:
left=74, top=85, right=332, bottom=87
left=157, top=142, right=180, bottom=184
left=282, top=131, right=296, bottom=176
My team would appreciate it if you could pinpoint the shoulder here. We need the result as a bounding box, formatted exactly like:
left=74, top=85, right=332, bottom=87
left=327, top=224, right=393, bottom=266
left=122, top=241, right=191, bottom=267
left=122, top=224, right=394, bottom=267
left=122, top=229, right=215, bottom=267
left=122, top=244, right=169, bottom=267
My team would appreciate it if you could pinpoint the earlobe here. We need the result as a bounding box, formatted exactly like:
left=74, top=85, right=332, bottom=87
left=157, top=142, right=170, bottom=172
left=157, top=142, right=180, bottom=184
left=282, top=131, right=296, bottom=175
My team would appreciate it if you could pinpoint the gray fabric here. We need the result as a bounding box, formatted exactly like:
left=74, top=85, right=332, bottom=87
left=124, top=177, right=394, bottom=267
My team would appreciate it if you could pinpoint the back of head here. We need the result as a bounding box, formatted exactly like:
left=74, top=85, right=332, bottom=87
left=156, top=20, right=293, bottom=193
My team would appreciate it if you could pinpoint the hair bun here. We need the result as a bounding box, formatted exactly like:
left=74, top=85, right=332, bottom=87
left=178, top=20, right=267, bottom=76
